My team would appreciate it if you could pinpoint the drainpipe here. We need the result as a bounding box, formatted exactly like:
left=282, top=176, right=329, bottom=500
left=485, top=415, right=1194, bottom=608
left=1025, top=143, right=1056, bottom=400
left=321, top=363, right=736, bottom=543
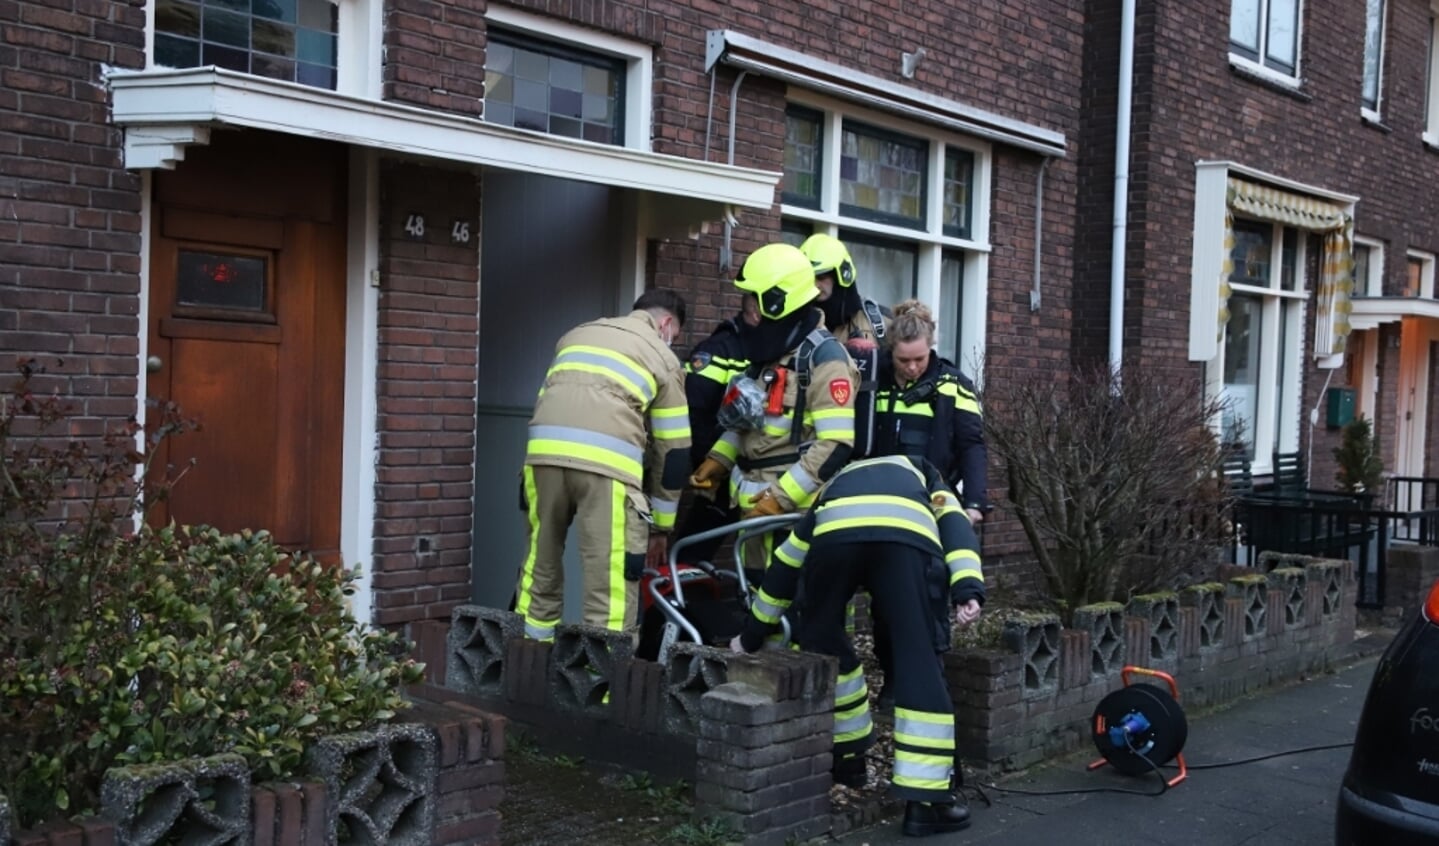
left=1031, top=158, right=1049, bottom=311
left=1109, top=0, right=1136, bottom=375
left=720, top=70, right=749, bottom=272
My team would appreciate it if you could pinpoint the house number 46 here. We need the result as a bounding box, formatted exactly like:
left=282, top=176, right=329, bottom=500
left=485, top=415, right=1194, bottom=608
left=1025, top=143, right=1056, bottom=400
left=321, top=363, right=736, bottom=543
left=451, top=221, right=471, bottom=244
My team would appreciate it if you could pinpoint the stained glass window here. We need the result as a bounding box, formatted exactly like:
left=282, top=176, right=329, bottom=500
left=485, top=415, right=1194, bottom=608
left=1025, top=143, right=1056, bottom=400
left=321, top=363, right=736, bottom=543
left=839, top=122, right=927, bottom=228
left=783, top=106, right=823, bottom=208
left=154, top=0, right=338, bottom=89
left=943, top=148, right=974, bottom=238
left=484, top=32, right=624, bottom=145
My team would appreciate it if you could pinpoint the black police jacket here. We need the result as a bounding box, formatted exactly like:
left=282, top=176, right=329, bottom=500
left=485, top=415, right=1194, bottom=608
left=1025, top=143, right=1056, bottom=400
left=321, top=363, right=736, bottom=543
left=872, top=353, right=988, bottom=511
left=682, top=316, right=750, bottom=468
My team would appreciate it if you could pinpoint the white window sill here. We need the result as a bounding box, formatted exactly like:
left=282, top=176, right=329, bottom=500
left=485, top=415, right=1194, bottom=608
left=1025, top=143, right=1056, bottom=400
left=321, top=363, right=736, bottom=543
left=1228, top=55, right=1309, bottom=100
left=1423, top=131, right=1439, bottom=152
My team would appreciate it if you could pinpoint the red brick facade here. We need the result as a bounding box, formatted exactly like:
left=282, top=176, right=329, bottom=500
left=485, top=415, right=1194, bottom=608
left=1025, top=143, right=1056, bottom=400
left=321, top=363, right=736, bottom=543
left=4, top=0, right=1438, bottom=622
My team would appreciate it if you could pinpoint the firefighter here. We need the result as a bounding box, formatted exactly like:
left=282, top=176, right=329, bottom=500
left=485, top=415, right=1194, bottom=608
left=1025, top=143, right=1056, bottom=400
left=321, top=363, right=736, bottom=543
left=870, top=299, right=990, bottom=709
left=672, top=296, right=761, bottom=560
left=514, top=289, right=692, bottom=642
left=799, top=233, right=891, bottom=350
left=729, top=454, right=985, bottom=837
left=688, top=243, right=858, bottom=564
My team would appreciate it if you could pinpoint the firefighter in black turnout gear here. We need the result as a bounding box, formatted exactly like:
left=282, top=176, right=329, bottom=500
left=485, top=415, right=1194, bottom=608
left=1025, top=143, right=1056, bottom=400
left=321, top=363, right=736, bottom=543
left=674, top=297, right=760, bottom=559
left=731, top=455, right=985, bottom=838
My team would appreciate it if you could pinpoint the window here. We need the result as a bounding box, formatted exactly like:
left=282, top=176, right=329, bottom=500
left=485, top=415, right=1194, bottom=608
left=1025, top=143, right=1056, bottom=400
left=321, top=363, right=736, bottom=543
left=1363, top=0, right=1387, bottom=116
left=481, top=6, right=652, bottom=150
left=484, top=31, right=625, bottom=145
left=1353, top=237, right=1384, bottom=296
left=840, top=122, right=927, bottom=229
left=1230, top=0, right=1300, bottom=78
left=153, top=0, right=339, bottom=88
left=780, top=95, right=989, bottom=367
left=783, top=106, right=824, bottom=209
left=1216, top=218, right=1308, bottom=469
left=1428, top=3, right=1439, bottom=144
left=1407, top=250, right=1436, bottom=298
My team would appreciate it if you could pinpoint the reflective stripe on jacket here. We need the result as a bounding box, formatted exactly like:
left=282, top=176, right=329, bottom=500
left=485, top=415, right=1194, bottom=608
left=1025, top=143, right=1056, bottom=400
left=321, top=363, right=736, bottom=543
left=526, top=310, right=691, bottom=530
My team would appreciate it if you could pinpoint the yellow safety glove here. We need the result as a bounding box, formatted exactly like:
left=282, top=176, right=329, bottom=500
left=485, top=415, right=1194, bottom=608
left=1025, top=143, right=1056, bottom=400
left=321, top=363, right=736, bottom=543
left=743, top=489, right=786, bottom=519
left=689, top=457, right=728, bottom=490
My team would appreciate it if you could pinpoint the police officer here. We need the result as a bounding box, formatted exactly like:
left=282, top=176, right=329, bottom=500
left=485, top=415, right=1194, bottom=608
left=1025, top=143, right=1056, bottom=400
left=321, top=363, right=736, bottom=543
left=689, top=243, right=858, bottom=542
left=514, top=290, right=692, bottom=641
left=730, top=454, right=985, bottom=838
left=870, top=299, right=989, bottom=708
left=800, top=233, right=890, bottom=350
left=873, top=300, right=988, bottom=522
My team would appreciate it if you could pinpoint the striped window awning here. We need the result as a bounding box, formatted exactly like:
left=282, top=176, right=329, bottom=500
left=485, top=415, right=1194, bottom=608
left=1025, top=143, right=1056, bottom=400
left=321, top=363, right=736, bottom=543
left=1218, top=178, right=1354, bottom=358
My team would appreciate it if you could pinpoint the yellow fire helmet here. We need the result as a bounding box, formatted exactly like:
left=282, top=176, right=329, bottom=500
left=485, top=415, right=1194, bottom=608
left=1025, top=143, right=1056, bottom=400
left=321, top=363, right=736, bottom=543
left=735, top=243, right=819, bottom=321
left=799, top=233, right=858, bottom=288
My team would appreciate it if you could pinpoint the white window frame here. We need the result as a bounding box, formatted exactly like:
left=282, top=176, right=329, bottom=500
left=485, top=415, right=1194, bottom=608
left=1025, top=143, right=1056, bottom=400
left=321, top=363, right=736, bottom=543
left=1228, top=0, right=1304, bottom=87
left=779, top=89, right=992, bottom=375
left=1353, top=235, right=1385, bottom=297
left=1427, top=2, right=1439, bottom=146
left=1407, top=249, right=1436, bottom=298
left=483, top=5, right=652, bottom=152
left=1362, top=0, right=1387, bottom=121
left=1209, top=219, right=1309, bottom=476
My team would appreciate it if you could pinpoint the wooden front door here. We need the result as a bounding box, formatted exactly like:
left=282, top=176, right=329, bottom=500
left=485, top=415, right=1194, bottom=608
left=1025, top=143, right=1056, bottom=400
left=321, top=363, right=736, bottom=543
left=148, top=132, right=347, bottom=562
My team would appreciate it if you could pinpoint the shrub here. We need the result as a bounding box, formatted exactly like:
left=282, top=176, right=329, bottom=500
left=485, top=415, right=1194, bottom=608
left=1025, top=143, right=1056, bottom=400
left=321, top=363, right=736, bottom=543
left=0, top=367, right=423, bottom=828
left=983, top=363, right=1233, bottom=623
left=1333, top=415, right=1384, bottom=495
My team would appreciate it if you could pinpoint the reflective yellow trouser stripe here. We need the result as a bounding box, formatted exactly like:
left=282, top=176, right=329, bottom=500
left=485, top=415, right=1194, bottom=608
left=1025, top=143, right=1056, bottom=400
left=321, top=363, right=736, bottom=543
left=606, top=480, right=626, bottom=632
left=893, top=750, right=952, bottom=792
left=516, top=466, right=558, bottom=642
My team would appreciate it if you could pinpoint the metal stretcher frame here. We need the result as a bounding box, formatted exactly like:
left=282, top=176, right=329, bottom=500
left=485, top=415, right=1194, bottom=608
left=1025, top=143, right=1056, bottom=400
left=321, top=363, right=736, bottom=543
left=643, top=513, right=803, bottom=663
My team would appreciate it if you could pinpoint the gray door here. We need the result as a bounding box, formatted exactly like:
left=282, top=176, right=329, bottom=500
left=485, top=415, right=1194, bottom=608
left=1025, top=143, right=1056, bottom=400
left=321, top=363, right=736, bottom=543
left=470, top=170, right=623, bottom=613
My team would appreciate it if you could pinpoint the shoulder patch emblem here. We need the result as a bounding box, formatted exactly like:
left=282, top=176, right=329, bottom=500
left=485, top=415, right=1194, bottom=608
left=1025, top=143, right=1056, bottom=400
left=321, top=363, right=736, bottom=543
left=829, top=379, right=852, bottom=406
left=690, top=351, right=712, bottom=371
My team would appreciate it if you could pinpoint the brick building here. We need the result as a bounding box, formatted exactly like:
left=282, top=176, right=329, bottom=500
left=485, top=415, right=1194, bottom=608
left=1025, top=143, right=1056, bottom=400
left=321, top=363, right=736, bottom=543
left=2, top=0, right=1434, bottom=628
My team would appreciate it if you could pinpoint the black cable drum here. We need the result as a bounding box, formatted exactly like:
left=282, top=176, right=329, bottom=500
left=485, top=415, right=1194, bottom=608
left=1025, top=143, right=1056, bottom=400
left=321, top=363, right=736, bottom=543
left=1091, top=682, right=1189, bottom=775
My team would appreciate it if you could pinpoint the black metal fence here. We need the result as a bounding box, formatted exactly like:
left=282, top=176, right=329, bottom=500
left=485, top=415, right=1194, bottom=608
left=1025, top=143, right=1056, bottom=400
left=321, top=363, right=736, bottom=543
left=1229, top=482, right=1439, bottom=609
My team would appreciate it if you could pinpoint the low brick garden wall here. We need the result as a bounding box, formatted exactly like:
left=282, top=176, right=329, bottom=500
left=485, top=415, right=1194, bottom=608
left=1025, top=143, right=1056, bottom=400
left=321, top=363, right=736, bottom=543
left=424, top=606, right=840, bottom=846
left=1, top=697, right=504, bottom=846
left=1386, top=545, right=1439, bottom=619
left=948, top=555, right=1357, bottom=771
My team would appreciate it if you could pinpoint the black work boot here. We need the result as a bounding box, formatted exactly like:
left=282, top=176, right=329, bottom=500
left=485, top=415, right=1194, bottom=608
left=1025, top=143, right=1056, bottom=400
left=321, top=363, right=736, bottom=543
left=901, top=800, right=971, bottom=837
left=832, top=754, right=869, bottom=789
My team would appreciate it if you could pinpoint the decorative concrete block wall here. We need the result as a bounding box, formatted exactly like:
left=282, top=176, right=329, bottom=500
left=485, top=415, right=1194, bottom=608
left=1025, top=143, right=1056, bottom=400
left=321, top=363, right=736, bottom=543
left=947, top=558, right=1357, bottom=772
left=3, top=700, right=504, bottom=846
left=433, top=605, right=839, bottom=845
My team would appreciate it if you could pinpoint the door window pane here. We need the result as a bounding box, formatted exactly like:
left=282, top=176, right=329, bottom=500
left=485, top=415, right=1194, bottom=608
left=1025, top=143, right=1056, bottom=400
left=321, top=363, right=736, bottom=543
left=783, top=106, right=823, bottom=209
left=840, top=232, right=916, bottom=311
left=177, top=250, right=268, bottom=313
left=839, top=122, right=927, bottom=228
left=1222, top=294, right=1263, bottom=456
left=484, top=31, right=625, bottom=145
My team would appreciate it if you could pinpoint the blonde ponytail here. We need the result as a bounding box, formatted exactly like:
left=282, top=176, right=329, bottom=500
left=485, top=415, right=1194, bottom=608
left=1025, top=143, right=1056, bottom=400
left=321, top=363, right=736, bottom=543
left=888, top=299, right=936, bottom=348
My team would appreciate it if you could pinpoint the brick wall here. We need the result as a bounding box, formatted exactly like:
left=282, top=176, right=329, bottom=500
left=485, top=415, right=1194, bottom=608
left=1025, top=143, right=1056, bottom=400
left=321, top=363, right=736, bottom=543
left=0, top=0, right=145, bottom=449
left=383, top=0, right=487, bottom=116
left=374, top=162, right=481, bottom=627
left=951, top=558, right=1357, bottom=771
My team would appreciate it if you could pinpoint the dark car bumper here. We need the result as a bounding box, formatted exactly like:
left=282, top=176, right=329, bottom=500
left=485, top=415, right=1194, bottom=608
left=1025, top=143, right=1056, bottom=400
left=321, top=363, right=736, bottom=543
left=1336, top=785, right=1439, bottom=845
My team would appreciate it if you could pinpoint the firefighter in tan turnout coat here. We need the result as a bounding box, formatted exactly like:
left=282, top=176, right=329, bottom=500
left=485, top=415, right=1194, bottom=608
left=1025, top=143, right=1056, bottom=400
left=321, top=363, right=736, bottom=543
left=515, top=290, right=692, bottom=641
left=691, top=243, right=858, bottom=568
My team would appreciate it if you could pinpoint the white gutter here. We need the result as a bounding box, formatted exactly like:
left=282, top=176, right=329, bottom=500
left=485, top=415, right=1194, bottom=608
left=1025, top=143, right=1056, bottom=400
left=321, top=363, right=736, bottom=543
left=1110, top=0, right=1136, bottom=374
